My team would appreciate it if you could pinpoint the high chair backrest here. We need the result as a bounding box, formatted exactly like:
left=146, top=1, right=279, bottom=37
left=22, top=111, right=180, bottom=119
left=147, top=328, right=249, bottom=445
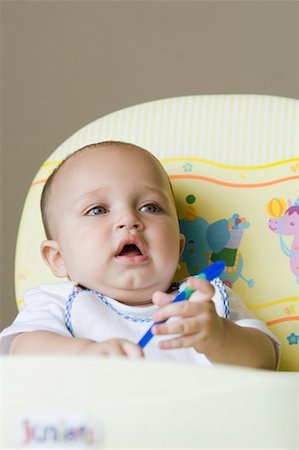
left=15, top=95, right=299, bottom=370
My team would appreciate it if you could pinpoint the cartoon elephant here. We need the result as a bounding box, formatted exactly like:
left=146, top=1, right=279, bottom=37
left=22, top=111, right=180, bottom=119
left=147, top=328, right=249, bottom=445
left=267, top=197, right=299, bottom=284
left=180, top=216, right=211, bottom=275
left=180, top=212, right=254, bottom=288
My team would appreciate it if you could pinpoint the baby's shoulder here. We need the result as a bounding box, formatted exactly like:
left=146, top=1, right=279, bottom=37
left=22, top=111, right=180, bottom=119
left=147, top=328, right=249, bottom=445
left=23, top=281, right=75, bottom=306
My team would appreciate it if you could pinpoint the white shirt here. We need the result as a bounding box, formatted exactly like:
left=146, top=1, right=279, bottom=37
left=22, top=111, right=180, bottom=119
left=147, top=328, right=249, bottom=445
left=0, top=280, right=280, bottom=366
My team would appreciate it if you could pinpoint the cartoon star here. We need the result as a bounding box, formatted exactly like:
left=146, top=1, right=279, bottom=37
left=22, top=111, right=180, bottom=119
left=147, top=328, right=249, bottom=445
left=183, top=162, right=193, bottom=173
left=287, top=332, right=299, bottom=345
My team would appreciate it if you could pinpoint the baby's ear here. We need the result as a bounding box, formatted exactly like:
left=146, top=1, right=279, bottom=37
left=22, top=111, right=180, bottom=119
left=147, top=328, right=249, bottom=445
left=40, top=240, right=68, bottom=278
left=179, top=233, right=186, bottom=256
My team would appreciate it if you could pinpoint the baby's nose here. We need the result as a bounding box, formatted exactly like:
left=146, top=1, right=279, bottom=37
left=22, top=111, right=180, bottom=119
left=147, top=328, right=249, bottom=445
left=116, top=212, right=144, bottom=230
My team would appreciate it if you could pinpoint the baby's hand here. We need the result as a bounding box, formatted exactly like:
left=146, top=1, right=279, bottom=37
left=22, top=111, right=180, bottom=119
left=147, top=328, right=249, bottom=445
left=152, top=278, right=226, bottom=356
left=79, top=338, right=144, bottom=358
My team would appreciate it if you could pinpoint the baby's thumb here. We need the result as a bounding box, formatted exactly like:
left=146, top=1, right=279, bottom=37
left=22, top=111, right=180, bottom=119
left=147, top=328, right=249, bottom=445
left=188, top=278, right=215, bottom=303
left=152, top=290, right=173, bottom=306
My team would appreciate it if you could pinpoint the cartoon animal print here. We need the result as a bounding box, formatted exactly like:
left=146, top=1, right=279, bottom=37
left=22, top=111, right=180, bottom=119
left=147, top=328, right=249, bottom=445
left=267, top=197, right=299, bottom=284
left=179, top=195, right=254, bottom=288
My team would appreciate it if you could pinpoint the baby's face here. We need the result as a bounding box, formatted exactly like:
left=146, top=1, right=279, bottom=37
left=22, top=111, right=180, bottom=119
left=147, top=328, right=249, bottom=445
left=43, top=145, right=185, bottom=305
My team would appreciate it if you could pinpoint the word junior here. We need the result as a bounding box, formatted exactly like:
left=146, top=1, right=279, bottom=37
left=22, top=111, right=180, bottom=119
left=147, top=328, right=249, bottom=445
left=22, top=418, right=97, bottom=446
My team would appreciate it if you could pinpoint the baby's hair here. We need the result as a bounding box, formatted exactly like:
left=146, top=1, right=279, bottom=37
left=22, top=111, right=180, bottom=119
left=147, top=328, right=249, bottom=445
left=40, top=141, right=172, bottom=240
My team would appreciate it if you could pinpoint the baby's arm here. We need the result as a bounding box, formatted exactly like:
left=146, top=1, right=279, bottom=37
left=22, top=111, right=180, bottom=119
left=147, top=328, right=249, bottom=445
left=152, top=278, right=277, bottom=370
left=9, top=331, right=143, bottom=358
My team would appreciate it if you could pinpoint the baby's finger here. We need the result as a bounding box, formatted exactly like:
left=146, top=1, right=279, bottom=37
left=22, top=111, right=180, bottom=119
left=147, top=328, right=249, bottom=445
left=152, top=299, right=201, bottom=322
left=188, top=278, right=215, bottom=302
left=122, top=341, right=144, bottom=358
left=153, top=316, right=201, bottom=336
left=152, top=290, right=175, bottom=307
left=159, top=334, right=198, bottom=350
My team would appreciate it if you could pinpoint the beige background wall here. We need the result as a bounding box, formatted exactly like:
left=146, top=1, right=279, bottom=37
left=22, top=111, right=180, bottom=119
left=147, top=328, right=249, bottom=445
left=1, top=0, right=298, bottom=330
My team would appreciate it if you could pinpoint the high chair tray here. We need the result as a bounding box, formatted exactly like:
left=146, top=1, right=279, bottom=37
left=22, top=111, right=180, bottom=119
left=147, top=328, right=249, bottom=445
left=1, top=356, right=298, bottom=449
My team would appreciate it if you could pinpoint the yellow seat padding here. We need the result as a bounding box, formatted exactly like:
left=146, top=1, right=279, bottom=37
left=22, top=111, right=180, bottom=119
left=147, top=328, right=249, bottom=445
left=15, top=95, right=299, bottom=370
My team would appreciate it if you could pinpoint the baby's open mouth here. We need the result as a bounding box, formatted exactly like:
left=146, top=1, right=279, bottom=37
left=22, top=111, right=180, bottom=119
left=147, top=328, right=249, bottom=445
left=115, top=239, right=148, bottom=264
left=118, top=244, right=143, bottom=256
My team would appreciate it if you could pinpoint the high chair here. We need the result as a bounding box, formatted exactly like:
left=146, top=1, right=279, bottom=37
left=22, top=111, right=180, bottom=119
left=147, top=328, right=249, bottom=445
left=15, top=94, right=299, bottom=371
left=2, top=95, right=298, bottom=450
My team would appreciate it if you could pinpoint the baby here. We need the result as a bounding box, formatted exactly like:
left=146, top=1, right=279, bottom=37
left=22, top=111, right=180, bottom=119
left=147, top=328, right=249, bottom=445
left=0, top=141, right=280, bottom=368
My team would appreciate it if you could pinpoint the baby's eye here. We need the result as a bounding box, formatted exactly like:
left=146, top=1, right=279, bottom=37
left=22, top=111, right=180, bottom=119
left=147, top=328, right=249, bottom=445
left=87, top=206, right=108, bottom=216
left=140, top=203, right=162, bottom=213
